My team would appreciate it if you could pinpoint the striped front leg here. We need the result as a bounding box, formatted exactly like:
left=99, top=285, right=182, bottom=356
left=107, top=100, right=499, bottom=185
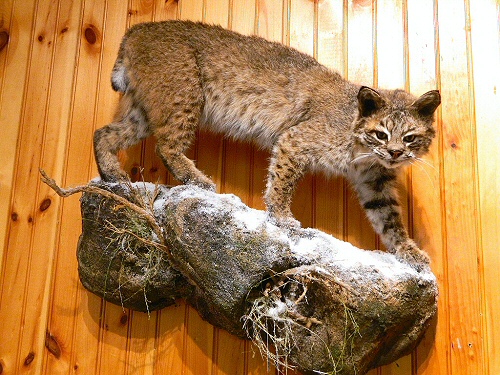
left=350, top=165, right=430, bottom=269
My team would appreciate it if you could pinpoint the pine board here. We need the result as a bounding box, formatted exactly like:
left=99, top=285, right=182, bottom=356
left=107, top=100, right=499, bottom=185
left=0, top=0, right=498, bottom=374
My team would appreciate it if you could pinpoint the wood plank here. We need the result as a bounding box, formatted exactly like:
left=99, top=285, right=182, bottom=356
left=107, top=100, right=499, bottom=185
left=127, top=311, right=157, bottom=375
left=154, top=302, right=186, bottom=374
left=289, top=0, right=315, bottom=56
left=176, top=4, right=216, bottom=374
left=315, top=0, right=345, bottom=240
left=179, top=0, right=204, bottom=22
left=289, top=0, right=314, bottom=229
left=205, top=3, right=250, bottom=374
left=148, top=4, right=185, bottom=374
left=139, top=0, right=179, bottom=184
left=97, top=306, right=131, bottom=375
left=406, top=1, right=448, bottom=374
left=91, top=3, right=132, bottom=375
left=469, top=1, right=500, bottom=374
left=0, top=0, right=36, bottom=257
left=121, top=0, right=155, bottom=183
left=375, top=1, right=412, bottom=373
left=184, top=307, right=214, bottom=375
left=257, top=0, right=285, bottom=43
left=436, top=0, right=485, bottom=373
left=0, top=1, right=82, bottom=374
left=121, top=3, right=162, bottom=374
left=345, top=0, right=377, bottom=251
left=242, top=3, right=283, bottom=373
left=44, top=1, right=117, bottom=374
left=22, top=2, right=85, bottom=374
left=230, top=0, right=257, bottom=35
left=317, top=0, right=345, bottom=70
left=153, top=0, right=179, bottom=22
left=346, top=3, right=378, bottom=375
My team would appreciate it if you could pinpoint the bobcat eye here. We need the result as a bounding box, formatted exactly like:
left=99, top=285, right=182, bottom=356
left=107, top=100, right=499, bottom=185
left=374, top=131, right=388, bottom=141
left=403, top=134, right=416, bottom=143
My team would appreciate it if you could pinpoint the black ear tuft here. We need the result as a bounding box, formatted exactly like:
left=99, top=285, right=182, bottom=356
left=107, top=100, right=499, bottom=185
left=357, top=86, right=386, bottom=117
left=411, top=90, right=441, bottom=118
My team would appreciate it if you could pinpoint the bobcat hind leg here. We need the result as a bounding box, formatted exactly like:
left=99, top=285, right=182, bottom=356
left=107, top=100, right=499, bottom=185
left=94, top=97, right=151, bottom=182
left=152, top=94, right=215, bottom=191
left=154, top=123, right=216, bottom=191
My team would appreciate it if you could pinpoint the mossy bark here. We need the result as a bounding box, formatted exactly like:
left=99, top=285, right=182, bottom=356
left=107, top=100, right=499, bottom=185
left=77, top=181, right=438, bottom=375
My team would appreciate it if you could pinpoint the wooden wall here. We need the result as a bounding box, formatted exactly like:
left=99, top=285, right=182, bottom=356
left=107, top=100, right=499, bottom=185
left=0, top=0, right=499, bottom=374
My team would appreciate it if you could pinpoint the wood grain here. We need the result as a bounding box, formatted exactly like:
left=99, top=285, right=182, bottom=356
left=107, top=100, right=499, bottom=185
left=0, top=0, right=36, bottom=256
left=437, top=0, right=485, bottom=373
left=1, top=0, right=499, bottom=374
left=469, top=1, right=500, bottom=374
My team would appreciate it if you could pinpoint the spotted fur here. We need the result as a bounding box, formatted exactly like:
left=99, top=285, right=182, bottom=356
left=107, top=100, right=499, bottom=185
left=94, top=20, right=441, bottom=267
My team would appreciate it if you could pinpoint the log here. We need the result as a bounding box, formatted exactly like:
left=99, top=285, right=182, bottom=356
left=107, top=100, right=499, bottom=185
left=73, top=179, right=437, bottom=375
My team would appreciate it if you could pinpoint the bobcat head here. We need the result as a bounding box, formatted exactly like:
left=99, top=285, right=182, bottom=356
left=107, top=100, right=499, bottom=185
left=352, top=86, right=441, bottom=169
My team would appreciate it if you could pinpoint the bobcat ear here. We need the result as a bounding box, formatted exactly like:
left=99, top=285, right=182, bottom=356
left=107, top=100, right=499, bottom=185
left=411, top=90, right=441, bottom=118
left=357, top=86, right=386, bottom=117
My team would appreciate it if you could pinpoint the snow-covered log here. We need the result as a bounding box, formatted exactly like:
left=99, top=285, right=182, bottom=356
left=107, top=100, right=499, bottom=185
left=75, top=180, right=437, bottom=375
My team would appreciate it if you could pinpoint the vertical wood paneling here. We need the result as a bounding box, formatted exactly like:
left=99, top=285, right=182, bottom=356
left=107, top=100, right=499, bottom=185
left=0, top=0, right=36, bottom=258
left=437, top=0, right=485, bottom=373
left=154, top=303, right=186, bottom=374
left=1, top=1, right=499, bottom=375
left=406, top=1, right=448, bottom=375
left=0, top=1, right=82, bottom=374
left=204, top=2, right=248, bottom=374
left=146, top=3, right=187, bottom=374
left=315, top=0, right=345, bottom=241
left=93, top=2, right=132, bottom=375
left=288, top=0, right=315, bottom=230
left=376, top=1, right=412, bottom=374
left=43, top=1, right=122, bottom=375
left=469, top=1, right=500, bottom=374
left=176, top=3, right=216, bottom=373
left=122, top=0, right=155, bottom=184
left=345, top=0, right=377, bottom=252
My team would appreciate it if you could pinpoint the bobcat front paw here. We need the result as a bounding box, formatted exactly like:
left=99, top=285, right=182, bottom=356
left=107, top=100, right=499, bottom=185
left=392, top=240, right=430, bottom=272
left=99, top=169, right=130, bottom=183
left=186, top=177, right=216, bottom=192
left=267, top=212, right=302, bottom=231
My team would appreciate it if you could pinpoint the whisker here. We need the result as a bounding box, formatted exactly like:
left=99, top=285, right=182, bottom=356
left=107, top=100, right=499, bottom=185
left=414, top=157, right=436, bottom=171
left=350, top=153, right=373, bottom=164
left=409, top=159, right=435, bottom=188
left=368, top=159, right=378, bottom=170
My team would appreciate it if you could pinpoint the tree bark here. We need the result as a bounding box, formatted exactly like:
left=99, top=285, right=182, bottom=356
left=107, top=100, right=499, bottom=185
left=74, top=180, right=438, bottom=375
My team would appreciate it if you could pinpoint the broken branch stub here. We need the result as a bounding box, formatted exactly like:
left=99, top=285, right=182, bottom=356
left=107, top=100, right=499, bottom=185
left=76, top=180, right=438, bottom=375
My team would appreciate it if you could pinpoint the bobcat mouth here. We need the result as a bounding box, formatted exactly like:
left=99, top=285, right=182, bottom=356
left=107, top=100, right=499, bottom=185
left=380, top=155, right=411, bottom=169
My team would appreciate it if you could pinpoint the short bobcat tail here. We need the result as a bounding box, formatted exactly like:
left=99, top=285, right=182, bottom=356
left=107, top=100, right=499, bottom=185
left=111, top=40, right=129, bottom=93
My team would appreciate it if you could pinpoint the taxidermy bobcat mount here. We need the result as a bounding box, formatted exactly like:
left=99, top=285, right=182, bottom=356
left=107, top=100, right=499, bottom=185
left=94, top=20, right=441, bottom=266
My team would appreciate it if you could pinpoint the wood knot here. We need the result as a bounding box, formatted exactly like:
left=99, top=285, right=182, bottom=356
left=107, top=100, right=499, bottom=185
left=45, top=331, right=61, bottom=359
left=120, top=313, right=128, bottom=325
left=24, top=352, right=35, bottom=366
left=11, top=212, right=18, bottom=221
left=0, top=31, right=9, bottom=52
left=39, top=198, right=52, bottom=212
left=84, top=25, right=98, bottom=45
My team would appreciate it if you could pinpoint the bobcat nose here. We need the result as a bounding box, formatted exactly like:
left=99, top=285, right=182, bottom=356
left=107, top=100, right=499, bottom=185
left=388, top=149, right=404, bottom=159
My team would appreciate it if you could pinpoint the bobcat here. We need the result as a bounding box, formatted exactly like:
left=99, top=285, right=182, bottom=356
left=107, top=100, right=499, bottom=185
left=94, top=20, right=441, bottom=267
